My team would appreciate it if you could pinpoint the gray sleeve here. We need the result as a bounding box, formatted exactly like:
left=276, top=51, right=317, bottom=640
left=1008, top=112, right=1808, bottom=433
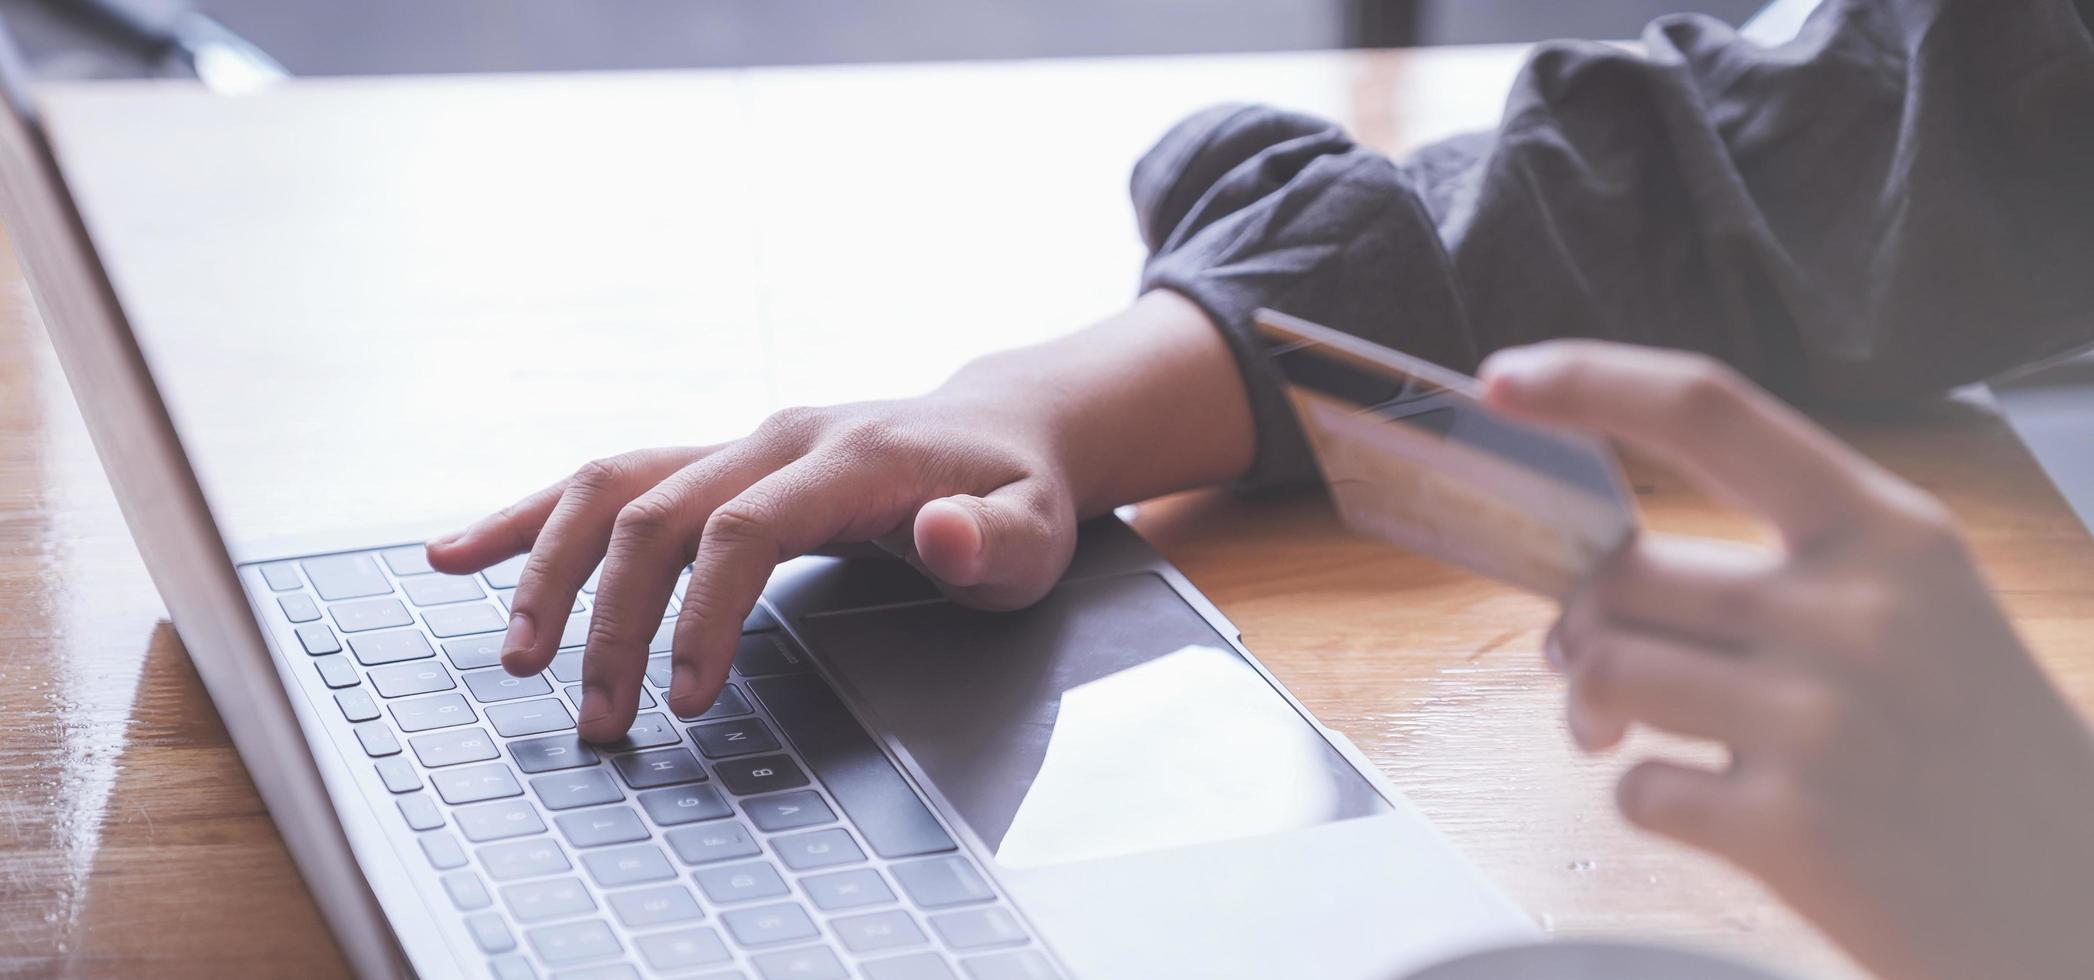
left=1132, top=0, right=2094, bottom=494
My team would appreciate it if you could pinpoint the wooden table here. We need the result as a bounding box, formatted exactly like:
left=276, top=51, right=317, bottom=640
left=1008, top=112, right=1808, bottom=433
left=3, top=45, right=2091, bottom=980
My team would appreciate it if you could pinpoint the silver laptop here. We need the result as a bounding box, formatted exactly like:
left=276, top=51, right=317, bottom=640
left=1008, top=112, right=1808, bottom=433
left=0, top=72, right=1532, bottom=980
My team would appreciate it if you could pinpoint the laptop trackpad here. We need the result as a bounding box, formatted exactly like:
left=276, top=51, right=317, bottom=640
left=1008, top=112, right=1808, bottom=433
left=797, top=572, right=1389, bottom=869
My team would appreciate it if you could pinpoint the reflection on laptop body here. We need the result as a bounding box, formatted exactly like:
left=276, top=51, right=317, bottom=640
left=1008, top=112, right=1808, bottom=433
left=0, top=67, right=1533, bottom=980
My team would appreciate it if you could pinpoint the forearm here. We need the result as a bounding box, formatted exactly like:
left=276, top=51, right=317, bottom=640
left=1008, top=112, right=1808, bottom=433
left=940, top=290, right=1254, bottom=515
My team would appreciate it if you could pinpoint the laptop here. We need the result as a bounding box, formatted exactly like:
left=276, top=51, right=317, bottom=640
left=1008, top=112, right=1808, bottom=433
left=0, top=70, right=1533, bottom=980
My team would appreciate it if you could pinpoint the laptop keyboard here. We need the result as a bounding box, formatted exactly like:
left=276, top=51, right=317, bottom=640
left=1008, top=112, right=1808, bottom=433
left=261, top=546, right=1059, bottom=980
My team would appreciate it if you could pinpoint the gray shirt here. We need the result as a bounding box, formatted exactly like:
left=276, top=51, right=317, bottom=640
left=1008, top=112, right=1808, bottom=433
left=1133, top=0, right=2094, bottom=491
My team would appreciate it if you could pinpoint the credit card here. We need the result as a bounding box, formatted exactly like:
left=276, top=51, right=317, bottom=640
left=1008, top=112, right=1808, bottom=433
left=1254, top=309, right=1637, bottom=599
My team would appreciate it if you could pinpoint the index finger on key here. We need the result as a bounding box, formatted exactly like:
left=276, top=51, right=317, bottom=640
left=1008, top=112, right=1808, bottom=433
left=576, top=443, right=793, bottom=742
left=1480, top=341, right=1888, bottom=549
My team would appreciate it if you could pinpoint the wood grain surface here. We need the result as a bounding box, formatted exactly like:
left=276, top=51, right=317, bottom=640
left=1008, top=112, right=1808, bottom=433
left=3, top=45, right=2089, bottom=980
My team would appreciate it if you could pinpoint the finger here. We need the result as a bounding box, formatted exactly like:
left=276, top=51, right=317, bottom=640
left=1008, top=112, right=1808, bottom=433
left=912, top=478, right=1076, bottom=611
left=1574, top=532, right=1781, bottom=647
left=665, top=452, right=901, bottom=720
left=1562, top=624, right=1806, bottom=752
left=1615, top=759, right=1756, bottom=857
left=499, top=449, right=694, bottom=677
left=425, top=480, right=569, bottom=575
left=576, top=443, right=795, bottom=742
left=1480, top=341, right=1889, bottom=548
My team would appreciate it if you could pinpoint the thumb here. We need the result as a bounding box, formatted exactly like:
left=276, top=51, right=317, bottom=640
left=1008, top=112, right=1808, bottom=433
left=912, top=479, right=1075, bottom=610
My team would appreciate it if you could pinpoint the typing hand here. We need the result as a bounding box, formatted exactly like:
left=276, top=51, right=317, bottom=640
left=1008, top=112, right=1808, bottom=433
left=1482, top=341, right=2094, bottom=980
left=423, top=393, right=1079, bottom=742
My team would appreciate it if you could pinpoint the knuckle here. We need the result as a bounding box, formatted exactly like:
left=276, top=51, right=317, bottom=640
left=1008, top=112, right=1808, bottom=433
left=704, top=495, right=779, bottom=547
left=613, top=493, right=678, bottom=542
left=1664, top=356, right=1748, bottom=434
left=756, top=405, right=827, bottom=445
left=570, top=456, right=629, bottom=493
left=827, top=417, right=901, bottom=457
left=1770, top=676, right=1843, bottom=752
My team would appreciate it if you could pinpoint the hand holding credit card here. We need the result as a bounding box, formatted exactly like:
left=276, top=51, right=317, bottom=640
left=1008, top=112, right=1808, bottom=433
left=1255, top=310, right=1638, bottom=598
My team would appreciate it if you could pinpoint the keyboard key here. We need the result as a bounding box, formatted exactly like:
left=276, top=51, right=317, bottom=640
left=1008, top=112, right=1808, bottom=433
left=488, top=698, right=575, bottom=737
left=260, top=561, right=303, bottom=591
left=331, top=597, right=414, bottom=633
left=376, top=756, right=421, bottom=793
left=930, top=908, right=1027, bottom=950
left=402, top=574, right=486, bottom=607
left=483, top=554, right=529, bottom=590
left=694, top=862, right=789, bottom=905
left=891, top=857, right=993, bottom=909
left=865, top=953, right=959, bottom=980
left=549, top=651, right=585, bottom=683
left=527, top=918, right=621, bottom=966
left=690, top=717, right=780, bottom=759
left=278, top=593, right=321, bottom=623
left=750, top=675, right=956, bottom=858
left=751, top=946, right=847, bottom=980
left=676, top=683, right=754, bottom=722
left=664, top=821, right=761, bottom=866
left=391, top=692, right=476, bottom=732
left=425, top=603, right=508, bottom=638
left=354, top=722, right=402, bottom=757
left=442, top=869, right=492, bottom=910
left=503, top=875, right=597, bottom=923
left=421, top=830, right=469, bottom=870
left=466, top=912, right=518, bottom=954
left=959, top=950, right=1059, bottom=980
left=349, top=629, right=435, bottom=666
left=607, top=884, right=703, bottom=929
left=713, top=755, right=807, bottom=796
left=303, top=553, right=392, bottom=601
left=397, top=793, right=444, bottom=831
left=635, top=926, right=731, bottom=972
left=608, top=712, right=679, bottom=751
left=488, top=955, right=537, bottom=980
left=315, top=655, right=360, bottom=689
left=498, top=588, right=583, bottom=616
left=771, top=828, right=864, bottom=871
left=433, top=763, right=524, bottom=805
left=379, top=545, right=433, bottom=577
left=733, top=632, right=810, bottom=677
left=720, top=901, right=816, bottom=946
left=833, top=910, right=927, bottom=953
left=410, top=727, right=499, bottom=768
left=444, top=634, right=506, bottom=671
left=297, top=622, right=343, bottom=656
left=648, top=620, right=677, bottom=654
left=554, top=805, right=649, bottom=848
left=368, top=661, right=457, bottom=699
left=465, top=668, right=553, bottom=703
left=531, top=768, right=624, bottom=810
left=512, top=734, right=599, bottom=774
left=550, top=965, right=635, bottom=980
left=579, top=843, right=676, bottom=887
left=802, top=868, right=896, bottom=912
left=558, top=615, right=594, bottom=649
left=456, top=799, right=548, bottom=842
left=743, top=790, right=834, bottom=832
left=637, top=784, right=732, bottom=826
left=565, top=684, right=653, bottom=712
left=645, top=657, right=672, bottom=689
left=479, top=837, right=571, bottom=881
left=612, top=748, right=706, bottom=789
left=335, top=688, right=381, bottom=723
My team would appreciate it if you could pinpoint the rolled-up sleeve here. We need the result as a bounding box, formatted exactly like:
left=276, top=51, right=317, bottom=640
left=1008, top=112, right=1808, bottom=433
left=1134, top=0, right=2094, bottom=493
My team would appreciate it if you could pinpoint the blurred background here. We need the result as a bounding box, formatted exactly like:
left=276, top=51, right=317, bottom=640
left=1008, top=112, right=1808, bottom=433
left=0, top=0, right=1765, bottom=80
